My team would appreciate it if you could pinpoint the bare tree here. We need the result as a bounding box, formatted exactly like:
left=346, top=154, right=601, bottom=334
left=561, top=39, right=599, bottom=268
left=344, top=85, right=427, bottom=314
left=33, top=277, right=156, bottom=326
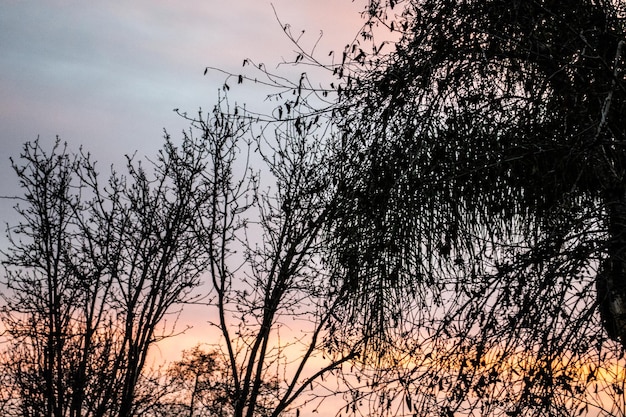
left=1, top=91, right=377, bottom=417
left=170, top=98, right=366, bottom=417
left=1, top=129, right=214, bottom=416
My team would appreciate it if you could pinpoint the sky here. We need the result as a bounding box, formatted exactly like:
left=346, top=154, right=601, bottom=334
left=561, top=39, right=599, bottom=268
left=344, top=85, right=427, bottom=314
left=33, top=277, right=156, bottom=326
left=0, top=0, right=367, bottom=377
left=0, top=0, right=367, bottom=343
left=0, top=1, right=370, bottom=412
left=0, top=0, right=368, bottom=217
left=0, top=4, right=621, bottom=416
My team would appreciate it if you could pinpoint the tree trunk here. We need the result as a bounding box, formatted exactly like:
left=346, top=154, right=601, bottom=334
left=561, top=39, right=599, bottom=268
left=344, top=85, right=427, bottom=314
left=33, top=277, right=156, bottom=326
left=598, top=186, right=626, bottom=346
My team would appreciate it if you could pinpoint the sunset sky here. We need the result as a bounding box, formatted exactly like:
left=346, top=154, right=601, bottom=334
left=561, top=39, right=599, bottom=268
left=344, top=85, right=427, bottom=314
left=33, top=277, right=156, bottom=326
left=3, top=4, right=625, bottom=417
left=0, top=0, right=367, bottom=217
left=0, top=3, right=373, bottom=415
left=0, top=0, right=368, bottom=366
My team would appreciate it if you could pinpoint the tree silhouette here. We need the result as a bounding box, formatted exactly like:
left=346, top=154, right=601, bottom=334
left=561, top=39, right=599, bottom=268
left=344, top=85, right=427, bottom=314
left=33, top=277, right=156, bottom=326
left=176, top=101, right=364, bottom=417
left=0, top=99, right=369, bottom=417
left=321, top=0, right=626, bottom=415
left=5, top=1, right=626, bottom=415
left=1, top=133, right=213, bottom=417
left=162, top=346, right=233, bottom=417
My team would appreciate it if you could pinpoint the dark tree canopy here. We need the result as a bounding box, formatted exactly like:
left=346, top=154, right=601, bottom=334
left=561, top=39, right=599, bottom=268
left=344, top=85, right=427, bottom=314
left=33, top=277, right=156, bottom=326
left=322, top=0, right=626, bottom=415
